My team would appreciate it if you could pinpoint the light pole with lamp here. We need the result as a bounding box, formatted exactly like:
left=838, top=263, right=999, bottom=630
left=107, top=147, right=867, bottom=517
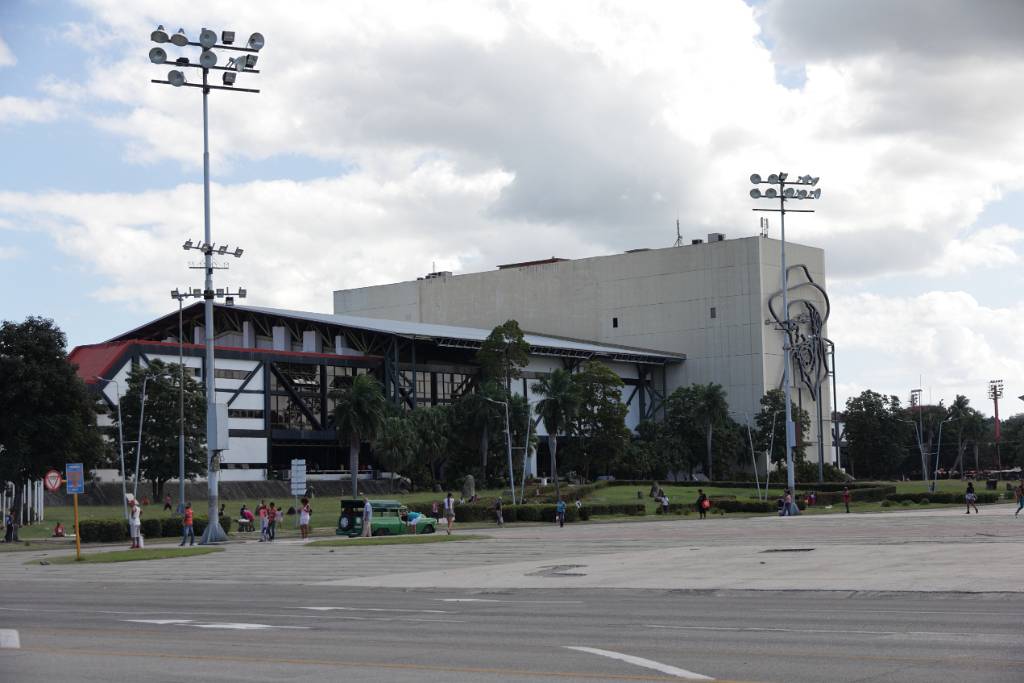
left=96, top=376, right=130, bottom=521
left=729, top=411, right=760, bottom=501
left=484, top=397, right=517, bottom=505
left=149, top=24, right=262, bottom=543
left=933, top=417, right=956, bottom=492
left=749, top=172, right=821, bottom=495
left=170, top=288, right=206, bottom=512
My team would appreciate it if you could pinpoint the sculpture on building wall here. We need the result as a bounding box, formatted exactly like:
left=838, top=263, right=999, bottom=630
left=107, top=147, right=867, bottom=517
left=767, top=264, right=833, bottom=396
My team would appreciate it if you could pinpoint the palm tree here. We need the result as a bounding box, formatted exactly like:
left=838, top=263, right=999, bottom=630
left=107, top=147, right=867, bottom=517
left=692, top=383, right=729, bottom=480
left=331, top=373, right=386, bottom=497
left=531, top=368, right=581, bottom=500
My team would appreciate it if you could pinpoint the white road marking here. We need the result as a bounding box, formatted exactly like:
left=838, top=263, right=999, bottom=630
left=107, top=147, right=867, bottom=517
left=437, top=598, right=582, bottom=604
left=0, top=629, right=20, bottom=649
left=194, top=623, right=310, bottom=630
left=295, top=606, right=448, bottom=613
left=644, top=624, right=1021, bottom=639
left=565, top=646, right=714, bottom=680
left=124, top=619, right=193, bottom=625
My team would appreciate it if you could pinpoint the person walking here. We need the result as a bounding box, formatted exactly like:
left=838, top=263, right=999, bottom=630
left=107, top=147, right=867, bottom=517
left=362, top=497, right=373, bottom=537
left=299, top=497, right=312, bottom=539
left=163, top=494, right=173, bottom=512
left=661, top=493, right=670, bottom=515
left=782, top=489, right=794, bottom=517
left=267, top=502, right=278, bottom=541
left=258, top=500, right=269, bottom=542
left=965, top=481, right=979, bottom=514
left=128, top=496, right=142, bottom=549
left=180, top=502, right=195, bottom=546
left=1015, top=482, right=1024, bottom=517
left=696, top=489, right=709, bottom=519
left=555, top=498, right=567, bottom=527
left=842, top=487, right=852, bottom=514
left=4, top=507, right=16, bottom=543
left=443, top=492, right=455, bottom=535
left=494, top=497, right=504, bottom=527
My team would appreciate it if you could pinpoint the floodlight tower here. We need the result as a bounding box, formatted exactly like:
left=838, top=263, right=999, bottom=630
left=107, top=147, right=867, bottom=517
left=749, top=172, right=820, bottom=494
left=989, top=379, right=1004, bottom=470
left=150, top=25, right=263, bottom=543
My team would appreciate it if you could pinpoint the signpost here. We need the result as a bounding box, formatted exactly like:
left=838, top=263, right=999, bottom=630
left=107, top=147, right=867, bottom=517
left=44, top=469, right=62, bottom=493
left=66, top=464, right=84, bottom=561
left=290, top=459, right=306, bottom=528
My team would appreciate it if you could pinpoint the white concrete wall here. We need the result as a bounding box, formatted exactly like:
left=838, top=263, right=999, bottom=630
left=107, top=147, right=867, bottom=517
left=333, top=236, right=836, bottom=465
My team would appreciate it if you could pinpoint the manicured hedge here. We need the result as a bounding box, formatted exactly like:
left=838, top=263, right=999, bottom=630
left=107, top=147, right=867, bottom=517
left=804, top=485, right=896, bottom=505
left=75, top=516, right=232, bottom=544
left=885, top=492, right=999, bottom=505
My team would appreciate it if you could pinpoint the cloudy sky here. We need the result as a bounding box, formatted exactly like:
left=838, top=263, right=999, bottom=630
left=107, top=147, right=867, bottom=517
left=1, top=0, right=1021, bottom=416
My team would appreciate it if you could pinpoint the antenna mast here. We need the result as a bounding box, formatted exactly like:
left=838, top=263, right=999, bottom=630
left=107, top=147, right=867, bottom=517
left=673, top=218, right=683, bottom=247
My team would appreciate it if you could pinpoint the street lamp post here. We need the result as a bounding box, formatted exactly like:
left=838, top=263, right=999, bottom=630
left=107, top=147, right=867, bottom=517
left=484, top=397, right=517, bottom=505
left=150, top=25, right=262, bottom=543
left=750, top=172, right=821, bottom=494
left=97, top=376, right=129, bottom=521
left=933, top=417, right=955, bottom=492
left=729, top=411, right=760, bottom=501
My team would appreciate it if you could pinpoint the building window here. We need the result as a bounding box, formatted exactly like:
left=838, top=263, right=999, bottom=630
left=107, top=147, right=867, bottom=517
left=612, top=317, right=619, bottom=328
left=709, top=307, right=717, bottom=319
left=215, top=368, right=250, bottom=380
left=228, top=409, right=264, bottom=419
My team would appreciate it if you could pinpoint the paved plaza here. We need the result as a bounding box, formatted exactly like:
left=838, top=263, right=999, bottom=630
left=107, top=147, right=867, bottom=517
left=1, top=505, right=1021, bottom=681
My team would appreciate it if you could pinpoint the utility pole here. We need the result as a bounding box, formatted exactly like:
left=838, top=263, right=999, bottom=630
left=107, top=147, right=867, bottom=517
left=989, top=380, right=1003, bottom=471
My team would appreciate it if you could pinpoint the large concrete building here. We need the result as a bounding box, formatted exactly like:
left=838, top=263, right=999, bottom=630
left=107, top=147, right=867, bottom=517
left=334, top=234, right=837, bottom=466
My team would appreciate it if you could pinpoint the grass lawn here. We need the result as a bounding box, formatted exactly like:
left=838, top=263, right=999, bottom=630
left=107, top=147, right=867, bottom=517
left=307, top=534, right=485, bottom=548
left=37, top=546, right=222, bottom=565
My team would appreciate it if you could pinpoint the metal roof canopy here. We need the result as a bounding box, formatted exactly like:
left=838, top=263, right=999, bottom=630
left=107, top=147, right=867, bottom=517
left=110, top=303, right=684, bottom=366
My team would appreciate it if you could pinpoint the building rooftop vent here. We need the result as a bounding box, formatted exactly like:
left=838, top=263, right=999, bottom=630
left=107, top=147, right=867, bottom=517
left=691, top=238, right=703, bottom=245
left=707, top=232, right=726, bottom=242
left=424, top=271, right=453, bottom=279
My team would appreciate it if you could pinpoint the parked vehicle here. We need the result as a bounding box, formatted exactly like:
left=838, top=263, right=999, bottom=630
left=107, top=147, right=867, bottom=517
left=336, top=499, right=438, bottom=537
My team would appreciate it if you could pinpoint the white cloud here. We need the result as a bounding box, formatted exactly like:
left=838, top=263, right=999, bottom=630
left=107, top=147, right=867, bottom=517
left=0, top=96, right=60, bottom=124
left=0, top=246, right=23, bottom=260
left=930, top=224, right=1024, bottom=276
left=0, top=35, right=14, bottom=68
left=830, top=290, right=1024, bottom=412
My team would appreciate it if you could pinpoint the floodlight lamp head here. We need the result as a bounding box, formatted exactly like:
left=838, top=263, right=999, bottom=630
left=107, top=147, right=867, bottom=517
left=171, top=289, right=179, bottom=298
left=811, top=188, right=821, bottom=199
left=233, top=247, right=243, bottom=258
left=238, top=288, right=247, bottom=298
left=247, top=32, right=265, bottom=50
left=218, top=245, right=228, bottom=255
left=749, top=173, right=762, bottom=184
left=765, top=188, right=778, bottom=198
left=151, top=25, right=169, bottom=43
left=222, top=71, right=236, bottom=86
left=199, top=28, right=217, bottom=49
left=778, top=172, right=788, bottom=181
left=192, top=288, right=201, bottom=296
left=809, top=176, right=819, bottom=186
left=243, top=54, right=258, bottom=69
left=783, top=188, right=795, bottom=198
left=168, top=70, right=186, bottom=87
left=170, top=28, right=188, bottom=46
left=183, top=239, right=193, bottom=250
left=221, top=31, right=235, bottom=45
left=149, top=47, right=167, bottom=64
left=749, top=189, right=762, bottom=199
left=216, top=288, right=224, bottom=297
left=199, top=50, right=218, bottom=69
left=767, top=173, right=779, bottom=184
left=797, top=189, right=808, bottom=199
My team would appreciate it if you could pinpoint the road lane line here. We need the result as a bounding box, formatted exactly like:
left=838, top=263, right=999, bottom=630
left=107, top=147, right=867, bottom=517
left=294, top=606, right=448, bottom=613
left=565, top=646, right=714, bottom=680
left=124, top=619, right=193, bottom=625
left=644, top=624, right=1023, bottom=639
left=437, top=598, right=583, bottom=603
left=122, top=619, right=309, bottom=631
left=0, top=629, right=20, bottom=649
left=8, top=645, right=754, bottom=681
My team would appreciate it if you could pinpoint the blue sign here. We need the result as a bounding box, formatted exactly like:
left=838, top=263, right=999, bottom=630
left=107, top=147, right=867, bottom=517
left=66, top=463, right=85, bottom=495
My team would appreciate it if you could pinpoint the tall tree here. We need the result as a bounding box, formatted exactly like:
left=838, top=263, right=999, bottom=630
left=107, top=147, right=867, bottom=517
left=114, top=359, right=206, bottom=500
left=532, top=368, right=581, bottom=500
left=571, top=361, right=629, bottom=479
left=476, top=320, right=530, bottom=394
left=754, top=389, right=811, bottom=467
left=410, top=404, right=452, bottom=484
left=374, top=415, right=419, bottom=492
left=844, top=390, right=907, bottom=479
left=0, top=317, right=104, bottom=516
left=331, top=373, right=386, bottom=496
left=453, top=379, right=506, bottom=477
left=946, top=394, right=986, bottom=478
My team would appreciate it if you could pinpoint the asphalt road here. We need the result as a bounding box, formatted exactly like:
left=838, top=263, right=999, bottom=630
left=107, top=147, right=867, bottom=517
left=1, top=583, right=1020, bottom=682
left=2, top=506, right=1022, bottom=682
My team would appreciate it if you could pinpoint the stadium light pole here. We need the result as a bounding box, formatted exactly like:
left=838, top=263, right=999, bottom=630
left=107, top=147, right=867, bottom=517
left=151, top=25, right=262, bottom=543
left=988, top=379, right=1003, bottom=470
left=750, top=172, right=820, bottom=495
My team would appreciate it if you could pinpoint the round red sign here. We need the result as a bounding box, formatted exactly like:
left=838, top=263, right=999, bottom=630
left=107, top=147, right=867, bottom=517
left=44, top=469, right=62, bottom=492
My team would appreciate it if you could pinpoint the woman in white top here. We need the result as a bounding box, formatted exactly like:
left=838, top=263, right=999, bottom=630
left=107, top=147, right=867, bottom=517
left=128, top=497, right=142, bottom=549
left=299, top=497, right=312, bottom=539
